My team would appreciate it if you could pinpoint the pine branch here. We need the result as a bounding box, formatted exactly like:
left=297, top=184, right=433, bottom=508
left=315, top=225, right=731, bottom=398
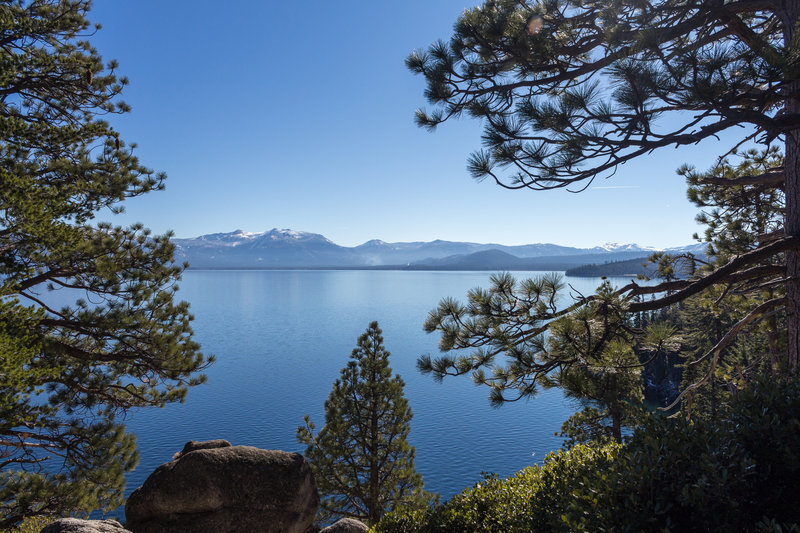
left=663, top=297, right=785, bottom=411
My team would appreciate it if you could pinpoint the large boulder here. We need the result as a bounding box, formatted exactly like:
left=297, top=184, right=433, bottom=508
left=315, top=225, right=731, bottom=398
left=125, top=441, right=319, bottom=533
left=41, top=519, right=130, bottom=533
left=319, top=518, right=369, bottom=533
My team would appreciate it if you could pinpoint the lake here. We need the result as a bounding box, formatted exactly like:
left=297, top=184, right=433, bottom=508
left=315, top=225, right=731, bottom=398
left=105, top=270, right=628, bottom=517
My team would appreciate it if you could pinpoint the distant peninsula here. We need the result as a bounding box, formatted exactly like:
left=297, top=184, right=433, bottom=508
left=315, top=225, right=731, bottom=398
left=564, top=257, right=660, bottom=277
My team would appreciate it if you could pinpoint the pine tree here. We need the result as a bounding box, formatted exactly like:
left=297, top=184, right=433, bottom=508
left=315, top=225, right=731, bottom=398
left=408, top=0, right=800, bottom=373
left=0, top=1, right=211, bottom=526
left=297, top=322, right=427, bottom=526
left=671, top=148, right=786, bottom=416
left=546, top=287, right=650, bottom=445
left=410, top=1, right=800, bottom=418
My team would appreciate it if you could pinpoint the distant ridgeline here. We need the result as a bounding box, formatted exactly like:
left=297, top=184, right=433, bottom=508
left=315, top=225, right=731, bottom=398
left=173, top=229, right=706, bottom=271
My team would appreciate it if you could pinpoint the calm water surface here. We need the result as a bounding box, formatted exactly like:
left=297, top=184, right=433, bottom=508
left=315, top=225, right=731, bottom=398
left=103, top=270, right=630, bottom=515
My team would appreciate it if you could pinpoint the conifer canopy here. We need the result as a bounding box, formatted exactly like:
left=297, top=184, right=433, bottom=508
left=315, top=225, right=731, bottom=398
left=0, top=1, right=211, bottom=526
left=411, top=0, right=800, bottom=410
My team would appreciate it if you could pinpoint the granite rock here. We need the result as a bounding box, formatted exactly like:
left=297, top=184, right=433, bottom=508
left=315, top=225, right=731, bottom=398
left=40, top=519, right=130, bottom=533
left=126, top=441, right=318, bottom=533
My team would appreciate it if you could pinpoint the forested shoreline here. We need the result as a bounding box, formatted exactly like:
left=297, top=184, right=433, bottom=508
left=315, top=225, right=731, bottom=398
left=564, top=257, right=656, bottom=277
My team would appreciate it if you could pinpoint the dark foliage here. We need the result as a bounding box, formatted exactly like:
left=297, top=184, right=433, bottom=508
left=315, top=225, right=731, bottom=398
left=377, top=376, right=800, bottom=532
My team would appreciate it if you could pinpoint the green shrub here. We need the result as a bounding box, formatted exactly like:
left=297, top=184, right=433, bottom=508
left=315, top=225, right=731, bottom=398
left=566, top=413, right=752, bottom=531
left=565, top=376, right=800, bottom=532
left=1, top=516, right=54, bottom=533
left=376, top=443, right=620, bottom=533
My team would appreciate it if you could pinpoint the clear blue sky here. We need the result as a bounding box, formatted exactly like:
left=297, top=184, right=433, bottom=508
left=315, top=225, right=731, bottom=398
left=90, top=1, right=733, bottom=248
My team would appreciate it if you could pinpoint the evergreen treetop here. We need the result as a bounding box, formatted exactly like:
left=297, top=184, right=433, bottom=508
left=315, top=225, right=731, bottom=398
left=298, top=321, right=427, bottom=526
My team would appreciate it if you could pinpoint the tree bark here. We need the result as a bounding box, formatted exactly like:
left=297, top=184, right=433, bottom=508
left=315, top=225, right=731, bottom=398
left=368, top=352, right=380, bottom=525
left=611, top=404, right=623, bottom=443
left=787, top=133, right=800, bottom=373
left=784, top=1, right=800, bottom=373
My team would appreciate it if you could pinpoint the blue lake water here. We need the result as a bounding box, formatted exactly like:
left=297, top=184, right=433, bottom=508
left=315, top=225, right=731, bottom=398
left=83, top=270, right=630, bottom=517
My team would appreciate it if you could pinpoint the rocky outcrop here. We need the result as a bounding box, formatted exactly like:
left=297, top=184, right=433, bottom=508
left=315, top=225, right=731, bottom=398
left=125, top=441, right=319, bottom=533
left=171, top=438, right=231, bottom=459
left=319, top=518, right=369, bottom=533
left=41, top=519, right=131, bottom=533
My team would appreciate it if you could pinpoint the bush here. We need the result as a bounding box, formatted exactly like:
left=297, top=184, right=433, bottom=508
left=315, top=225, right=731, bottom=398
left=1, top=516, right=54, bottom=533
left=376, top=443, right=620, bottom=533
left=565, top=375, right=800, bottom=531
left=377, top=376, right=800, bottom=533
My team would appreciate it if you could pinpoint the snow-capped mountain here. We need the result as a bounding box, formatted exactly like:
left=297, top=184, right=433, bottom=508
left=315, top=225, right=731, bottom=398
left=256, top=228, right=334, bottom=245
left=665, top=242, right=708, bottom=254
left=189, top=229, right=262, bottom=247
left=189, top=228, right=333, bottom=246
left=172, top=228, right=702, bottom=270
left=173, top=228, right=355, bottom=268
left=592, top=242, right=659, bottom=253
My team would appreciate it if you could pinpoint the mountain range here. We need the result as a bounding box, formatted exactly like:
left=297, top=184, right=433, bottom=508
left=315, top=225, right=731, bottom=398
left=172, top=228, right=706, bottom=271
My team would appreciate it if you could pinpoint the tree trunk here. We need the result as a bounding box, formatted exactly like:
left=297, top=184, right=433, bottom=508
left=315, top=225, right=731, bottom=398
left=368, top=352, right=381, bottom=524
left=369, top=411, right=380, bottom=524
left=611, top=408, right=622, bottom=443
left=784, top=1, right=800, bottom=373
left=786, top=132, right=800, bottom=373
